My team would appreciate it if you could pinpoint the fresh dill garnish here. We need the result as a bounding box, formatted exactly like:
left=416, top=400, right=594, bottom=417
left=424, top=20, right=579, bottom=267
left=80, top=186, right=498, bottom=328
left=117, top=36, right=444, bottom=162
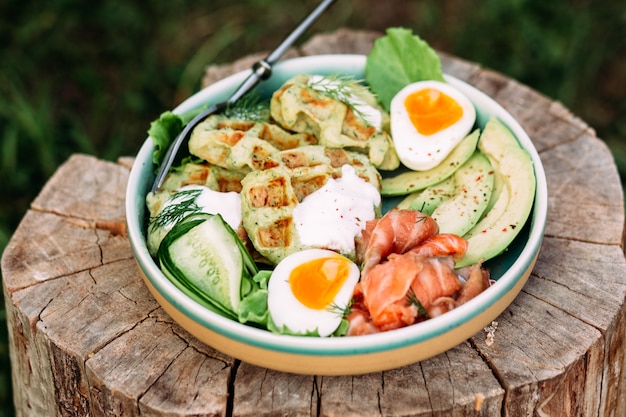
left=414, top=213, right=428, bottom=224
left=224, top=93, right=270, bottom=122
left=150, top=188, right=203, bottom=229
left=327, top=300, right=352, bottom=318
left=406, top=288, right=429, bottom=318
left=306, top=74, right=380, bottom=128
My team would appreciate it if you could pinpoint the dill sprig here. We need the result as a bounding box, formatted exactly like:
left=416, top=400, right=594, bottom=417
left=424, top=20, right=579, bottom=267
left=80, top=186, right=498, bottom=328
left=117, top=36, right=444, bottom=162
left=224, top=93, right=270, bottom=122
left=150, top=188, right=203, bottom=229
left=414, top=213, right=428, bottom=224
left=306, top=74, right=379, bottom=127
left=327, top=300, right=352, bottom=318
left=406, top=288, right=429, bottom=318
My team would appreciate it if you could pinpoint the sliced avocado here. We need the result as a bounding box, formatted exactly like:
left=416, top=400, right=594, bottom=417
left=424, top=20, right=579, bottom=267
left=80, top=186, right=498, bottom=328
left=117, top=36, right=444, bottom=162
left=381, top=129, right=480, bottom=196
left=431, top=151, right=494, bottom=236
left=475, top=115, right=520, bottom=214
left=478, top=116, right=524, bottom=153
left=456, top=118, right=536, bottom=268
left=396, top=175, right=456, bottom=213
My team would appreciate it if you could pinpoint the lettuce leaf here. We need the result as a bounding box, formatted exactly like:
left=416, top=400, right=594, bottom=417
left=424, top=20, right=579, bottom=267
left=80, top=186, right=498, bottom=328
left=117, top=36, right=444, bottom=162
left=365, top=27, right=445, bottom=111
left=147, top=106, right=211, bottom=171
left=238, top=270, right=271, bottom=326
left=148, top=111, right=183, bottom=170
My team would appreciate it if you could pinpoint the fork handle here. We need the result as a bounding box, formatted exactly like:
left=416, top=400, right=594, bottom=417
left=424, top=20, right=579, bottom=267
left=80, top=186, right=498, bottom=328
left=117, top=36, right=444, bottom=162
left=266, top=0, right=337, bottom=65
left=227, top=60, right=273, bottom=104
left=228, top=0, right=336, bottom=104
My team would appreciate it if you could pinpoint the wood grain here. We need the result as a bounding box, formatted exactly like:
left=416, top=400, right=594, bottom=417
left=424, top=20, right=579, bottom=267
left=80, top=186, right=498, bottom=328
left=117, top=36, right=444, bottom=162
left=2, top=29, right=625, bottom=417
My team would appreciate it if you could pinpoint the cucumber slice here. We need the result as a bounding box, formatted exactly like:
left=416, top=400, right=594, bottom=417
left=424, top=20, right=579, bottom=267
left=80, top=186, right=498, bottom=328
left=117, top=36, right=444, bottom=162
left=157, top=214, right=246, bottom=319
left=177, top=212, right=258, bottom=279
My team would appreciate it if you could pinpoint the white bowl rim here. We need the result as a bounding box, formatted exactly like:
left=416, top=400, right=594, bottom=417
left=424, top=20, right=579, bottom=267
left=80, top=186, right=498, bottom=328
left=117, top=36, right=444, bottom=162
left=126, top=54, right=548, bottom=356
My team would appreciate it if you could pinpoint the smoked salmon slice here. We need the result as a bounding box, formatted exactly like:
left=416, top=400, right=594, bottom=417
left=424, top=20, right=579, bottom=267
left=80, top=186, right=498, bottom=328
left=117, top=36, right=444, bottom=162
left=410, top=233, right=468, bottom=259
left=356, top=209, right=438, bottom=276
left=356, top=253, right=462, bottom=331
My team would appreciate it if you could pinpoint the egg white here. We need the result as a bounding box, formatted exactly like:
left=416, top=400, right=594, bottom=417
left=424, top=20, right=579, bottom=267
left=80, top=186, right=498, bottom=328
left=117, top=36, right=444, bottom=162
left=390, top=80, right=476, bottom=171
left=268, top=248, right=360, bottom=337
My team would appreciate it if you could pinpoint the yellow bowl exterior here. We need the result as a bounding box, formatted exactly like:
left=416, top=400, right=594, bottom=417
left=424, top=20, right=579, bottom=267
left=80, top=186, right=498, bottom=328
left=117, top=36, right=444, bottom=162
left=137, top=254, right=536, bottom=375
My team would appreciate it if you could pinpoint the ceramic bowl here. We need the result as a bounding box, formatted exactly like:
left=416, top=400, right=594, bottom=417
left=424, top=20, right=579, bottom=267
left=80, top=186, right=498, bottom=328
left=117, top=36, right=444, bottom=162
left=126, top=54, right=548, bottom=375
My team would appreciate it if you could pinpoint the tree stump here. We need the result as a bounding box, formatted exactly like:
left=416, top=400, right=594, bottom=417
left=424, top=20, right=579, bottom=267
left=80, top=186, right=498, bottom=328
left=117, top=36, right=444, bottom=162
left=3, top=28, right=625, bottom=417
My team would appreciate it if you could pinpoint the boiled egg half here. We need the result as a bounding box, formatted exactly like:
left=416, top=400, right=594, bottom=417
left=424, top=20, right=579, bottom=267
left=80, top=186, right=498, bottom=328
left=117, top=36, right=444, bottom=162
left=268, top=248, right=360, bottom=337
left=390, top=80, right=476, bottom=171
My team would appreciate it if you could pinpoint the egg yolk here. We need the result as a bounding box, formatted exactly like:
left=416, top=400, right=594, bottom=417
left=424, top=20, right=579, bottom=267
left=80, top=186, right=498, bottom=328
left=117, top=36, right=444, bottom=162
left=289, top=257, right=351, bottom=310
left=404, top=88, right=463, bottom=135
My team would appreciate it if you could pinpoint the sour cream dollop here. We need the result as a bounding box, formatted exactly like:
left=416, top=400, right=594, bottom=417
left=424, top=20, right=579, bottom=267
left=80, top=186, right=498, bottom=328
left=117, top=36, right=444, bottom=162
left=161, top=185, right=242, bottom=231
left=293, top=165, right=381, bottom=255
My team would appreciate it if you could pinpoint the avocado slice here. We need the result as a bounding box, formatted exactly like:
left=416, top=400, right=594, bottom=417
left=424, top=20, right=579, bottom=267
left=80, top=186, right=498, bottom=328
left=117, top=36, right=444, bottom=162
left=430, top=151, right=494, bottom=236
left=456, top=118, right=536, bottom=268
left=396, top=175, right=456, bottom=213
left=381, top=129, right=480, bottom=196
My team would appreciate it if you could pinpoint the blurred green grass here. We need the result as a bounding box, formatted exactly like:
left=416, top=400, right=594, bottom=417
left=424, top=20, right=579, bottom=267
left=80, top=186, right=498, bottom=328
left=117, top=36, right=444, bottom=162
left=0, top=0, right=624, bottom=414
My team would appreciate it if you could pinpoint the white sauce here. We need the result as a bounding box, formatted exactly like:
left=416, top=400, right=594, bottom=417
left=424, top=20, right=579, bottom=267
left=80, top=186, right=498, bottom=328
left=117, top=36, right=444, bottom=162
left=161, top=185, right=242, bottom=231
left=307, top=75, right=382, bottom=130
left=293, top=165, right=381, bottom=254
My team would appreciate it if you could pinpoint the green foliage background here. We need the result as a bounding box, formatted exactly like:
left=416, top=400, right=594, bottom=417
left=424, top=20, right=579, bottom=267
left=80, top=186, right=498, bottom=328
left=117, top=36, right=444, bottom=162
left=0, top=0, right=624, bottom=414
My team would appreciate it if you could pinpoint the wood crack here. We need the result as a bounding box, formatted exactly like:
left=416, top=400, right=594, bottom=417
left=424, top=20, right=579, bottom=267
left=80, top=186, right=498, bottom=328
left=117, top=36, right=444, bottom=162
left=226, top=360, right=240, bottom=417
left=34, top=296, right=55, bottom=333
left=419, top=363, right=435, bottom=414
left=135, top=331, right=189, bottom=410
left=29, top=204, right=127, bottom=235
left=541, top=232, right=623, bottom=249
left=467, top=337, right=508, bottom=417
left=521, top=278, right=613, bottom=335
left=312, top=376, right=321, bottom=417
left=376, top=379, right=383, bottom=416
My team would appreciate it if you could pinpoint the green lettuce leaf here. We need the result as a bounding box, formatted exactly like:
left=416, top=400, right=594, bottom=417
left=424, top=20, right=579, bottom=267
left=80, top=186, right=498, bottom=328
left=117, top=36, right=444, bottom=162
left=147, top=105, right=211, bottom=171
left=238, top=270, right=271, bottom=326
left=365, top=27, right=445, bottom=111
left=148, top=111, right=183, bottom=170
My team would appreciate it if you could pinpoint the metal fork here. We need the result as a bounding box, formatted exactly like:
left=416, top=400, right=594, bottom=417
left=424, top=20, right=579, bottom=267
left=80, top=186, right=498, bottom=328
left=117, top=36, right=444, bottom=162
left=151, top=0, right=337, bottom=194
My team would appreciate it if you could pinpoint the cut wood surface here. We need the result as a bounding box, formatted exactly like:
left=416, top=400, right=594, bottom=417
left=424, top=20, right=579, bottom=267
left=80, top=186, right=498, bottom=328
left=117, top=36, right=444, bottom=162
left=2, top=28, right=625, bottom=417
